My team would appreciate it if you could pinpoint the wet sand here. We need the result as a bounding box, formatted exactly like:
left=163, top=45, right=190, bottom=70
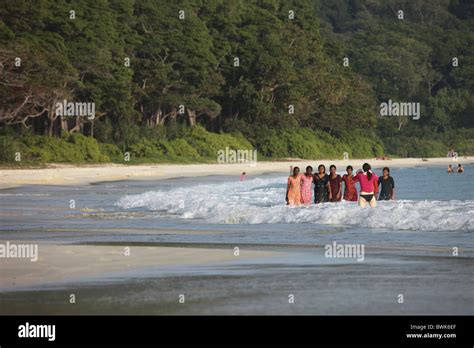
left=0, top=167, right=472, bottom=315
left=1, top=245, right=472, bottom=315
left=0, top=241, right=280, bottom=289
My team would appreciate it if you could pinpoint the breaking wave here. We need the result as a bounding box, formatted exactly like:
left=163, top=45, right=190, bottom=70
left=116, top=177, right=474, bottom=232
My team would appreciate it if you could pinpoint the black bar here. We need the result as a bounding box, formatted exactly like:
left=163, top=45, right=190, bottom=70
left=0, top=316, right=472, bottom=346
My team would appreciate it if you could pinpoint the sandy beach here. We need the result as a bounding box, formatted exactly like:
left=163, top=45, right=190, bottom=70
left=0, top=160, right=472, bottom=315
left=1, top=157, right=472, bottom=189
left=0, top=241, right=280, bottom=289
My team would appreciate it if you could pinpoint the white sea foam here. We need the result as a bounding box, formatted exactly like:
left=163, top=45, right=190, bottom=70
left=116, top=177, right=474, bottom=232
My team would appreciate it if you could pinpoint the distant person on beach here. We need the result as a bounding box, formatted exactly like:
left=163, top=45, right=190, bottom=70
left=447, top=165, right=453, bottom=173
left=447, top=148, right=459, bottom=161
left=378, top=167, right=395, bottom=200
left=313, top=164, right=330, bottom=204
left=240, top=172, right=246, bottom=181
left=355, top=163, right=378, bottom=208
left=328, top=165, right=342, bottom=202
left=342, top=165, right=359, bottom=201
left=300, top=166, right=314, bottom=205
left=286, top=167, right=302, bottom=206
left=457, top=164, right=464, bottom=173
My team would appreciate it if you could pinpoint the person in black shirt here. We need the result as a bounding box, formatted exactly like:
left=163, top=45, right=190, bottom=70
left=378, top=167, right=395, bottom=200
left=313, top=164, right=330, bottom=203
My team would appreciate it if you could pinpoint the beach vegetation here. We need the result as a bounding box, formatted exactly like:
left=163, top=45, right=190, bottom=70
left=0, top=0, right=472, bottom=164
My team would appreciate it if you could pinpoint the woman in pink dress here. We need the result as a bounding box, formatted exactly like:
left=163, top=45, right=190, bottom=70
left=300, top=166, right=314, bottom=204
left=286, top=167, right=302, bottom=206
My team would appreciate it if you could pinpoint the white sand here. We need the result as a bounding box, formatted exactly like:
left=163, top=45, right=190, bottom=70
left=0, top=242, right=279, bottom=289
left=0, top=157, right=472, bottom=189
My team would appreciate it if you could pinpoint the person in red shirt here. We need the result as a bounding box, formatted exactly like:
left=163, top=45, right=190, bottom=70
left=342, top=165, right=359, bottom=201
left=328, top=165, right=342, bottom=202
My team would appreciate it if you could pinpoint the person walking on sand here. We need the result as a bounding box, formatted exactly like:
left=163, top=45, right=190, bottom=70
left=378, top=167, right=395, bottom=201
left=342, top=165, right=359, bottom=201
left=300, top=166, right=314, bottom=205
left=355, top=163, right=378, bottom=208
left=286, top=167, right=302, bottom=206
left=313, top=165, right=331, bottom=204
left=328, top=165, right=342, bottom=202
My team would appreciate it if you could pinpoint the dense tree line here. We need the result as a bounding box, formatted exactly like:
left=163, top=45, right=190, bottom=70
left=315, top=0, right=474, bottom=155
left=0, top=0, right=473, bottom=160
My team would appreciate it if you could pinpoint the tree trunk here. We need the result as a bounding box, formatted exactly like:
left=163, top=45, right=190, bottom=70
left=154, top=107, right=162, bottom=127
left=397, top=116, right=404, bottom=131
left=44, top=117, right=49, bottom=136
left=47, top=104, right=55, bottom=136
left=61, top=116, right=69, bottom=132
left=160, top=107, right=177, bottom=125
left=69, top=116, right=82, bottom=133
left=48, top=117, right=54, bottom=136
left=186, top=109, right=197, bottom=127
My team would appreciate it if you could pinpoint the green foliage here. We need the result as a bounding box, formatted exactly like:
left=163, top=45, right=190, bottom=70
left=384, top=137, right=448, bottom=158
left=315, top=0, right=474, bottom=152
left=128, top=126, right=248, bottom=161
left=99, top=143, right=122, bottom=162
left=0, top=135, right=22, bottom=163
left=254, top=127, right=383, bottom=159
left=165, top=121, right=191, bottom=140
left=168, top=139, right=200, bottom=159
left=455, top=140, right=474, bottom=157
left=22, top=135, right=82, bottom=162
left=66, top=133, right=109, bottom=161
left=129, top=139, right=163, bottom=159
left=0, top=0, right=472, bottom=162
left=444, top=128, right=474, bottom=156
left=0, top=133, right=109, bottom=164
left=186, top=126, right=253, bottom=158
left=341, top=130, right=385, bottom=159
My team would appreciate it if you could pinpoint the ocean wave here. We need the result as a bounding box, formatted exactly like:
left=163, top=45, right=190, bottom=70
left=116, top=177, right=474, bottom=232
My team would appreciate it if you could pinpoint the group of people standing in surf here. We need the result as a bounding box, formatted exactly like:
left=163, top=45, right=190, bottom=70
left=286, top=163, right=395, bottom=208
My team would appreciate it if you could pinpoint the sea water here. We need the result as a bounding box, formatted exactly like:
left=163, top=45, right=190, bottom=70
left=0, top=165, right=473, bottom=314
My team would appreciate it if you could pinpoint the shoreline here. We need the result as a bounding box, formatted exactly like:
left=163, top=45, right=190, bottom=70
left=0, top=157, right=472, bottom=189
left=0, top=242, right=280, bottom=290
